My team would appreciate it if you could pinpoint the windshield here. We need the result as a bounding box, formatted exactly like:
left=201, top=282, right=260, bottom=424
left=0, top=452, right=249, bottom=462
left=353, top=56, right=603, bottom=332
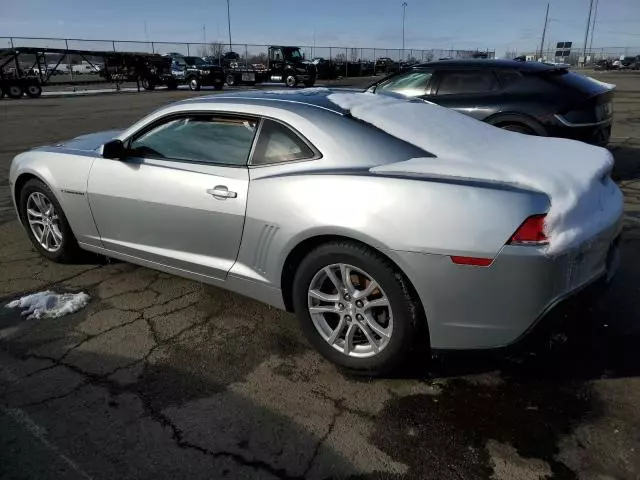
left=284, top=48, right=302, bottom=61
left=185, top=57, right=206, bottom=67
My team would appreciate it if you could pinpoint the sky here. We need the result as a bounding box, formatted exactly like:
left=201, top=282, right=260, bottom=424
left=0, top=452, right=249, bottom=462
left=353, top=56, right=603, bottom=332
left=1, top=0, right=639, bottom=56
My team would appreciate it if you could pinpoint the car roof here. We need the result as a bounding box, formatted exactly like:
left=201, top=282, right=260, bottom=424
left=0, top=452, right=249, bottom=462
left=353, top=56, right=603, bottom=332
left=412, top=59, right=563, bottom=72
left=179, top=89, right=350, bottom=115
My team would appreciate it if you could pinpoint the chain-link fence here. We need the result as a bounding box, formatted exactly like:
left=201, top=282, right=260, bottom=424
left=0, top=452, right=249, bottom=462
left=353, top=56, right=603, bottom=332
left=1, top=36, right=495, bottom=83
left=514, top=46, right=640, bottom=67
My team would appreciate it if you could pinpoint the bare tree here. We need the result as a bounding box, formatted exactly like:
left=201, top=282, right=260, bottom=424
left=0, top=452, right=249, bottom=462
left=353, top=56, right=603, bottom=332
left=248, top=52, right=268, bottom=65
left=334, top=52, right=346, bottom=63
left=350, top=48, right=359, bottom=62
left=199, top=41, right=226, bottom=59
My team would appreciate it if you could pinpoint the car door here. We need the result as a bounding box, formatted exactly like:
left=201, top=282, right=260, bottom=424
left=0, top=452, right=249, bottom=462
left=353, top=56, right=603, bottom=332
left=428, top=69, right=501, bottom=120
left=269, top=48, right=285, bottom=80
left=87, top=113, right=258, bottom=280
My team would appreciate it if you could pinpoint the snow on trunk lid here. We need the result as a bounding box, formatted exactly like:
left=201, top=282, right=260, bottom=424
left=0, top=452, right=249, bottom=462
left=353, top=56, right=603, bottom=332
left=328, top=92, right=623, bottom=254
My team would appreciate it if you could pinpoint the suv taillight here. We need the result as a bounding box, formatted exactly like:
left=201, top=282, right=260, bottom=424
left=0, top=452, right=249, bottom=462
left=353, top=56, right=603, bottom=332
left=509, top=214, right=548, bottom=245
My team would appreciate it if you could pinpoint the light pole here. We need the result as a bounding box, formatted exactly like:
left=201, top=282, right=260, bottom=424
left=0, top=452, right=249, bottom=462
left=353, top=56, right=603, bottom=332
left=402, top=2, right=407, bottom=62
left=227, top=0, right=232, bottom=50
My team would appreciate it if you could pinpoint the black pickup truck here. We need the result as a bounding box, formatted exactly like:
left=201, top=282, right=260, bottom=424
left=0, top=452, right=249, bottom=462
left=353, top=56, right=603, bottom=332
left=169, top=55, right=225, bottom=91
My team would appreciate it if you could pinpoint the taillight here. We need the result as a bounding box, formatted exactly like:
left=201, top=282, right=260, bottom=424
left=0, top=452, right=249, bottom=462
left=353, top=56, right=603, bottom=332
left=450, top=256, right=493, bottom=267
left=509, top=214, right=548, bottom=245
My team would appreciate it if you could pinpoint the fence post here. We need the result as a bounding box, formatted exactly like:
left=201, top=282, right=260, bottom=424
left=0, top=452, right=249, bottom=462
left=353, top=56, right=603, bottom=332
left=151, top=42, right=155, bottom=54
left=245, top=44, right=248, bottom=67
left=10, top=37, right=14, bottom=48
left=345, top=47, right=348, bottom=78
left=65, top=39, right=75, bottom=90
left=360, top=48, right=363, bottom=76
left=187, top=43, right=190, bottom=56
left=373, top=48, right=376, bottom=74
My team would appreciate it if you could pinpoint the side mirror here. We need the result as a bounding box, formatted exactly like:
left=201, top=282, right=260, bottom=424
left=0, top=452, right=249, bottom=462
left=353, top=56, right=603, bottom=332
left=102, top=139, right=126, bottom=159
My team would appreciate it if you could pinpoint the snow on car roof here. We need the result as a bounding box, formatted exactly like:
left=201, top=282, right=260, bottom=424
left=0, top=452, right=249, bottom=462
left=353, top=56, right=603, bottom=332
left=328, top=92, right=623, bottom=254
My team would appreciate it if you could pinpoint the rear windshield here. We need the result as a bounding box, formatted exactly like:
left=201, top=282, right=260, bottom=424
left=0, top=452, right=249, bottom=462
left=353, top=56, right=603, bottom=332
left=537, top=70, right=608, bottom=96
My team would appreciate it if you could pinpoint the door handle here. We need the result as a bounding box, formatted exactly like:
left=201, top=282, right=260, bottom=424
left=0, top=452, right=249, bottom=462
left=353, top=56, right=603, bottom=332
left=207, top=186, right=237, bottom=199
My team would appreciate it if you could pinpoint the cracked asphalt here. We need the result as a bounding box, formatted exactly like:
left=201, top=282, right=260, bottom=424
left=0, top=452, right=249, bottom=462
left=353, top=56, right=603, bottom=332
left=1, top=73, right=640, bottom=480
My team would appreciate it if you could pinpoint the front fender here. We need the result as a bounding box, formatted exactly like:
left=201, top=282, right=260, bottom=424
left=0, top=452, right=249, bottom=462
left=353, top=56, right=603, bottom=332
left=10, top=149, right=102, bottom=246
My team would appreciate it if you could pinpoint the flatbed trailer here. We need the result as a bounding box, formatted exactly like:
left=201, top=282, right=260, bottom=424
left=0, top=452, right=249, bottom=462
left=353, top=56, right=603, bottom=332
left=0, top=47, right=175, bottom=98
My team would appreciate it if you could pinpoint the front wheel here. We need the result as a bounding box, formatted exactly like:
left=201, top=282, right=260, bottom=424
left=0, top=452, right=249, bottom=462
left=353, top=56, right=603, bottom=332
left=226, top=73, right=235, bottom=86
left=285, top=73, right=298, bottom=88
left=19, top=179, right=83, bottom=263
left=188, top=77, right=201, bottom=91
left=292, top=241, right=425, bottom=374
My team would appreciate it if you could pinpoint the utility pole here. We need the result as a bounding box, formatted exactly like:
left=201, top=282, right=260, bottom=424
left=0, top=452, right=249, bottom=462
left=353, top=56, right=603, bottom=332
left=589, top=0, right=599, bottom=54
left=202, top=25, right=206, bottom=49
left=402, top=2, right=408, bottom=62
left=227, top=0, right=233, bottom=50
left=582, top=0, right=595, bottom=62
left=539, top=3, right=550, bottom=60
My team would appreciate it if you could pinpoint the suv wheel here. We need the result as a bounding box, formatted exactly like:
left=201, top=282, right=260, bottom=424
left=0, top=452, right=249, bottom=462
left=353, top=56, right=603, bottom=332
left=498, top=123, right=537, bottom=135
left=292, top=241, right=425, bottom=374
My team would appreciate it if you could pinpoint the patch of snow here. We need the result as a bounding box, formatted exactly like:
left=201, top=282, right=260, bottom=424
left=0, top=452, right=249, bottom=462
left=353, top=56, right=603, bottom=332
left=586, top=77, right=616, bottom=90
left=264, top=87, right=331, bottom=95
left=328, top=92, right=623, bottom=254
left=6, top=291, right=90, bottom=320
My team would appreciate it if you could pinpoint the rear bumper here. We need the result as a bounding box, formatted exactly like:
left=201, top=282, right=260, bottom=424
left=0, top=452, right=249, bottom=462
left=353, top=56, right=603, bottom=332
left=546, top=120, right=612, bottom=147
left=391, top=220, right=622, bottom=350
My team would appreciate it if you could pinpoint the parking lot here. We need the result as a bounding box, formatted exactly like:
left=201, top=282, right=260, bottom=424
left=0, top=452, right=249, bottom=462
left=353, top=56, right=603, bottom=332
left=1, top=73, right=639, bottom=479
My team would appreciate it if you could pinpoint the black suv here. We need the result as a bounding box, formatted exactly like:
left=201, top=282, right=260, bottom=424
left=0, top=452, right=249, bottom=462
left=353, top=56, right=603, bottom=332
left=171, top=56, right=225, bottom=91
left=368, top=59, right=614, bottom=146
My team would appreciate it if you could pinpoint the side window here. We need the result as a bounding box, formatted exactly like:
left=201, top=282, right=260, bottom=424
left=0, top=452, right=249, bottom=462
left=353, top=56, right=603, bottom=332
left=271, top=48, right=283, bottom=61
left=376, top=70, right=433, bottom=97
left=129, top=115, right=257, bottom=166
left=251, top=119, right=315, bottom=165
left=498, top=70, right=522, bottom=88
left=436, top=70, right=498, bottom=95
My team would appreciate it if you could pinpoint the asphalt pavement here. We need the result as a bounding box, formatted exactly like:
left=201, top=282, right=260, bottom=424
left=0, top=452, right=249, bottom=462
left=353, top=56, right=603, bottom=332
left=1, top=73, right=640, bottom=479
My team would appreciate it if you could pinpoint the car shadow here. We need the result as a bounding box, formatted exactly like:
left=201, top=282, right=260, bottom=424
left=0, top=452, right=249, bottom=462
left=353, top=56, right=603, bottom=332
left=389, top=238, right=640, bottom=384
left=611, top=142, right=640, bottom=182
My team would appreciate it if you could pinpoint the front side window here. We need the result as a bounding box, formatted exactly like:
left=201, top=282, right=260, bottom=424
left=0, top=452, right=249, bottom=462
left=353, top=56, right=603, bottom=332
left=436, top=70, right=498, bottom=95
left=251, top=119, right=315, bottom=165
left=376, top=70, right=433, bottom=97
left=129, top=115, right=258, bottom=166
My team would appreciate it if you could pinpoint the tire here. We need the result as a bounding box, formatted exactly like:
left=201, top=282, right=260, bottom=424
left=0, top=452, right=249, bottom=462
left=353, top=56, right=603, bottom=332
left=25, top=82, right=42, bottom=98
left=285, top=73, right=298, bottom=88
left=140, top=77, right=155, bottom=91
left=292, top=241, right=425, bottom=375
left=188, top=77, right=201, bottom=91
left=226, top=73, right=235, bottom=86
left=498, top=123, right=537, bottom=135
left=6, top=83, right=23, bottom=99
left=18, top=179, right=83, bottom=263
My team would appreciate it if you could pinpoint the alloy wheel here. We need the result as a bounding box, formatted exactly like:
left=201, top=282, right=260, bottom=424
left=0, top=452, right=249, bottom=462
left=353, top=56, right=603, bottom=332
left=307, top=263, right=393, bottom=358
left=26, top=192, right=63, bottom=252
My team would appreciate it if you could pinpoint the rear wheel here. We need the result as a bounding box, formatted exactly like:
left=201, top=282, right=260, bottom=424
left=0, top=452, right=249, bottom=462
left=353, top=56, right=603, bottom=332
left=18, top=179, right=83, bottom=263
left=25, top=82, right=42, bottom=98
left=140, top=77, right=155, bottom=91
left=292, top=241, right=425, bottom=374
left=6, top=83, right=23, bottom=99
left=496, top=122, right=537, bottom=135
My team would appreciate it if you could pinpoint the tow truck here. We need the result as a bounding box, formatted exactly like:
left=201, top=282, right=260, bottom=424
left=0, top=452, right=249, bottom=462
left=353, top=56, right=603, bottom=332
left=263, top=46, right=316, bottom=87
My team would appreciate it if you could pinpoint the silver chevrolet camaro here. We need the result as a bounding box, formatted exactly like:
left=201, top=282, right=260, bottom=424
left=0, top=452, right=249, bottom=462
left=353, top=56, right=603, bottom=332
left=9, top=90, right=622, bottom=373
